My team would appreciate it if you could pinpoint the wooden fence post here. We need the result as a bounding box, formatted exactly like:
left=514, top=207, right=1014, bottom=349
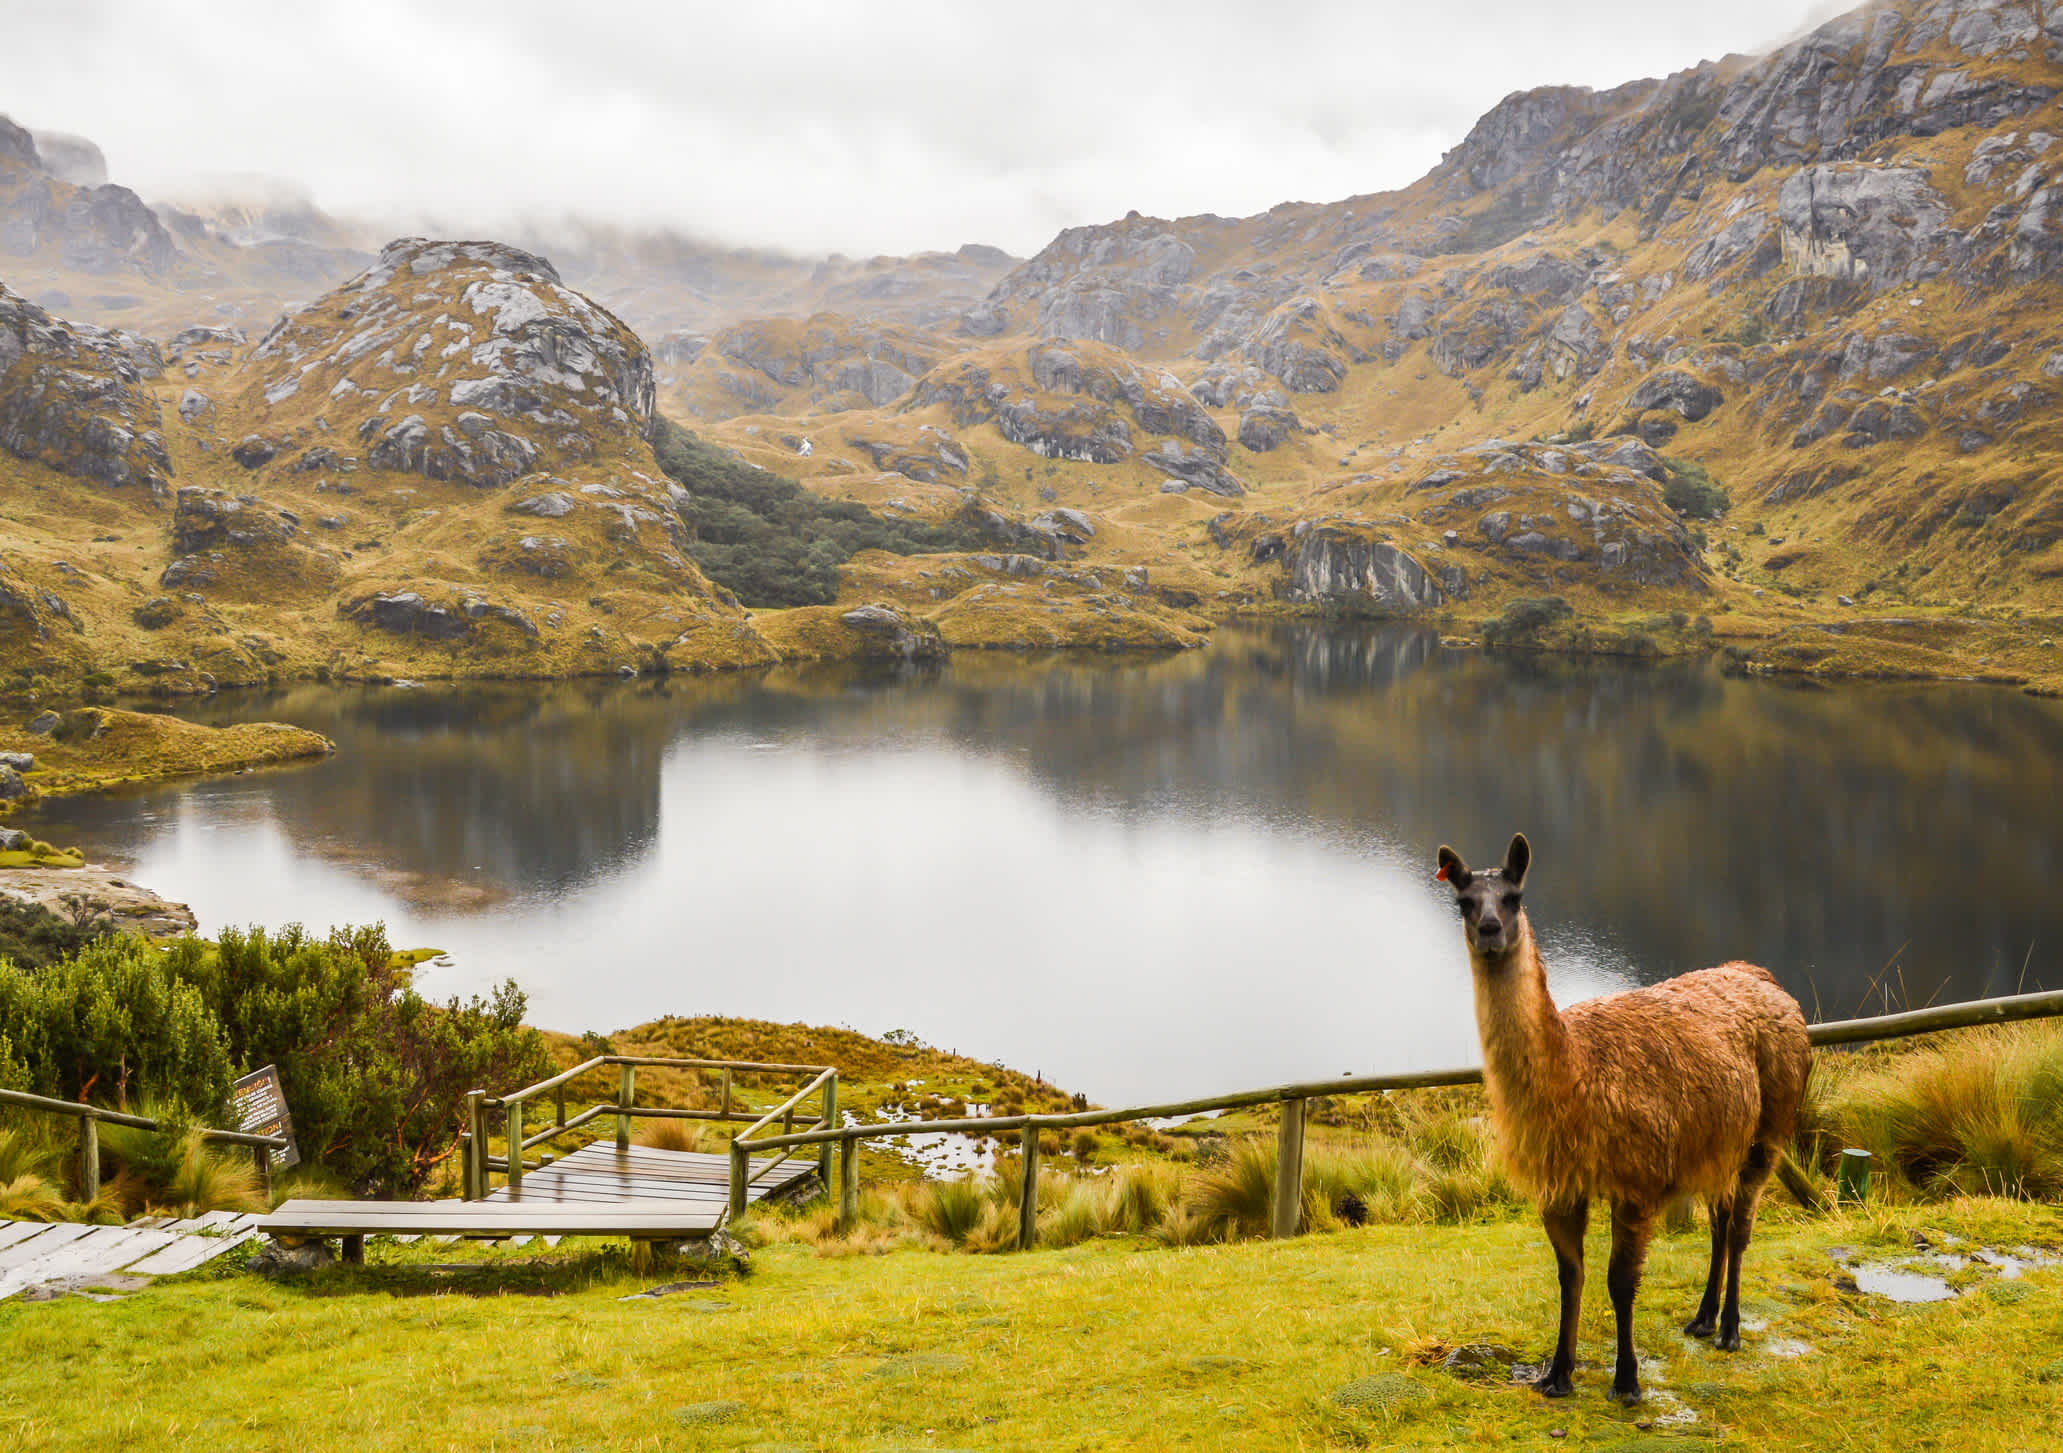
left=78, top=1116, right=99, bottom=1202
left=507, top=1100, right=524, bottom=1195
left=1272, top=1097, right=1306, bottom=1239
left=1017, top=1123, right=1040, bottom=1251
left=251, top=1142, right=272, bottom=1201
left=819, top=1074, right=838, bottom=1189
left=838, top=1133, right=859, bottom=1233
left=616, top=1063, right=635, bottom=1152
left=729, top=1136, right=749, bottom=1221
left=465, top=1090, right=486, bottom=1199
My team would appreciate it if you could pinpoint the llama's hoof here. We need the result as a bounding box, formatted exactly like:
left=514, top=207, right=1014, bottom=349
left=1684, top=1314, right=1717, bottom=1338
left=1715, top=1328, right=1742, bottom=1352
left=1533, top=1370, right=1574, bottom=1399
left=1609, top=1381, right=1643, bottom=1406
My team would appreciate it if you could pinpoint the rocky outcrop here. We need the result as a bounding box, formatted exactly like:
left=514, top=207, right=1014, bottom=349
left=1776, top=166, right=1953, bottom=289
left=1237, top=403, right=1300, bottom=451
left=908, top=339, right=1235, bottom=475
left=240, top=238, right=655, bottom=487
left=340, top=588, right=537, bottom=642
left=0, top=282, right=172, bottom=494
left=1288, top=531, right=1446, bottom=612
left=836, top=603, right=948, bottom=661
left=0, top=867, right=198, bottom=940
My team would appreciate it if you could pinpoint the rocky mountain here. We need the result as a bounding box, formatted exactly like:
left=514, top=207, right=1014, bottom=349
left=6, top=0, right=2063, bottom=694
left=678, top=0, right=2063, bottom=652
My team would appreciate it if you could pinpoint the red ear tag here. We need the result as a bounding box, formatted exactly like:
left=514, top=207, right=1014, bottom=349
left=1435, top=865, right=1449, bottom=882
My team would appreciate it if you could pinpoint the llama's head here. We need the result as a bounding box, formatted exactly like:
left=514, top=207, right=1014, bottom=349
left=1437, top=833, right=1530, bottom=961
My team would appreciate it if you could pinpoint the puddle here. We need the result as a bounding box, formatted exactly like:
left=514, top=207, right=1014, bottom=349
left=1834, top=1244, right=2057, bottom=1303
left=1144, top=1109, right=1227, bottom=1130
left=845, top=1105, right=997, bottom=1178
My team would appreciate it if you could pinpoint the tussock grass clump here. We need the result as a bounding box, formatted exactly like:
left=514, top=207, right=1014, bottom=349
left=1812, top=1024, right=2063, bottom=1200
left=915, top=1176, right=987, bottom=1246
left=636, top=1118, right=710, bottom=1155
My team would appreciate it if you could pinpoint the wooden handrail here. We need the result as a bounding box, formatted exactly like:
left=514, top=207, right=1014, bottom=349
left=492, top=1054, right=837, bottom=1107
left=735, top=986, right=2063, bottom=1247
left=467, top=1054, right=840, bottom=1207
left=0, top=1086, right=289, bottom=1150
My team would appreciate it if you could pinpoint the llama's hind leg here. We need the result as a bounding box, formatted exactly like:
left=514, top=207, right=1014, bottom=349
left=1684, top=1197, right=1733, bottom=1338
left=1717, top=1143, right=1778, bottom=1351
left=1534, top=1200, right=1589, bottom=1398
left=1606, top=1201, right=1657, bottom=1404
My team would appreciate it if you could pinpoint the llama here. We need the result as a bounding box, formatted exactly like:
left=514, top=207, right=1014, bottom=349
left=1436, top=833, right=1810, bottom=1404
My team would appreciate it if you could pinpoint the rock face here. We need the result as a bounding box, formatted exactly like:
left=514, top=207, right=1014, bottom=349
left=0, top=866, right=198, bottom=939
left=837, top=603, right=948, bottom=661
left=909, top=338, right=1242, bottom=487
left=239, top=238, right=657, bottom=488
left=1288, top=531, right=1446, bottom=612
left=0, top=282, right=172, bottom=493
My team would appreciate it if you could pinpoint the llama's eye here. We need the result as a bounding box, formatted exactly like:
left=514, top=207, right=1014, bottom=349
left=1503, top=893, right=1520, bottom=910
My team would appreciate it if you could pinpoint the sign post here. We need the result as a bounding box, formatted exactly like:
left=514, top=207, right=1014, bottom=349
left=230, top=1065, right=300, bottom=1173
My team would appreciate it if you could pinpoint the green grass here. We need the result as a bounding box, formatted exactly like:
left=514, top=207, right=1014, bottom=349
left=3, top=1199, right=2060, bottom=1449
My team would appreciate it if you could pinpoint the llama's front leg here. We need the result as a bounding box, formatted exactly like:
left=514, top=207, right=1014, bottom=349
left=1606, top=1201, right=1657, bottom=1404
left=1684, top=1197, right=1732, bottom=1338
left=1718, top=1144, right=1777, bottom=1351
left=1535, top=1200, right=1588, bottom=1398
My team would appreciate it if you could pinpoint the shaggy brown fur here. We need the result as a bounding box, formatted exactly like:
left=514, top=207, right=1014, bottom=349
left=1438, top=833, right=1810, bottom=1405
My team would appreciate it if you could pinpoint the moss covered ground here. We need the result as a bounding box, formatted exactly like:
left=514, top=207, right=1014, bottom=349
left=0, top=707, right=332, bottom=816
left=1, top=1197, right=2058, bottom=1450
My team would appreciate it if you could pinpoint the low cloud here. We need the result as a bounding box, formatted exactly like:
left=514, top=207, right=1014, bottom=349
left=11, top=0, right=1829, bottom=257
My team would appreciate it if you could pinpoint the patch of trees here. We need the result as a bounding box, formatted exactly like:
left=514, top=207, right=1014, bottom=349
left=652, top=416, right=984, bottom=608
left=0, top=923, right=550, bottom=1196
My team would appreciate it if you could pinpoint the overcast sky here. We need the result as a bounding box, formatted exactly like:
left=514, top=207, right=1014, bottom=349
left=11, top=0, right=1842, bottom=258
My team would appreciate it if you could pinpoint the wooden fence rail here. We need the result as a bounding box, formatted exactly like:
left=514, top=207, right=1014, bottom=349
left=731, top=986, right=2063, bottom=1249
left=0, top=1085, right=291, bottom=1200
left=462, top=1054, right=837, bottom=1201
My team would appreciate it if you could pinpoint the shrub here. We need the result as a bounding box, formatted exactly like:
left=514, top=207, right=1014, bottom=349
left=1661, top=457, right=1731, bottom=519
left=0, top=937, right=231, bottom=1111
left=163, top=924, right=553, bottom=1196
left=651, top=417, right=985, bottom=607
left=1481, top=596, right=1573, bottom=646
left=0, top=897, right=106, bottom=970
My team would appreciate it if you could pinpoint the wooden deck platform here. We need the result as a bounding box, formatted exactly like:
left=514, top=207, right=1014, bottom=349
left=257, top=1197, right=725, bottom=1240
left=483, top=1141, right=820, bottom=1210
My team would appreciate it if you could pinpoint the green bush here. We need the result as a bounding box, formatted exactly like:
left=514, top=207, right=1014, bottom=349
left=0, top=898, right=106, bottom=970
left=164, top=924, right=553, bottom=1197
left=0, top=936, right=232, bottom=1111
left=651, top=416, right=985, bottom=607
left=1481, top=595, right=1573, bottom=645
left=1661, top=457, right=1731, bottom=519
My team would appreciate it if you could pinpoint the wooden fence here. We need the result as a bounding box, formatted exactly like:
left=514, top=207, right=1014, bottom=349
left=0, top=1085, right=291, bottom=1200
left=731, top=986, right=2063, bottom=1249
left=460, top=1054, right=837, bottom=1201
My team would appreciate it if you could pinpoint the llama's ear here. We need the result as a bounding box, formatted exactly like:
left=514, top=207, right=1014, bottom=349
left=1503, top=833, right=1531, bottom=888
left=1436, top=845, right=1471, bottom=888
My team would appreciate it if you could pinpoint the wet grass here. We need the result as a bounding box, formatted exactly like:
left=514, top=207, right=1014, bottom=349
left=1, top=1198, right=2059, bottom=1449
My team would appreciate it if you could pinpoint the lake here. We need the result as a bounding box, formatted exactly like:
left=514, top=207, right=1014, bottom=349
left=16, top=625, right=2063, bottom=1106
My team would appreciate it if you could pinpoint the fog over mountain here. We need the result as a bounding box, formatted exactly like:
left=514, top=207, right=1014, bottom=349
left=11, top=0, right=1832, bottom=255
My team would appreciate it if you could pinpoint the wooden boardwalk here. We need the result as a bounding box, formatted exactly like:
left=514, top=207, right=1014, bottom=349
left=0, top=1212, right=261, bottom=1301
left=484, top=1141, right=819, bottom=1209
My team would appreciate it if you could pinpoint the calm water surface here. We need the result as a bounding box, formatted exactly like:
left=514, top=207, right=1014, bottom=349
left=18, top=626, right=2063, bottom=1105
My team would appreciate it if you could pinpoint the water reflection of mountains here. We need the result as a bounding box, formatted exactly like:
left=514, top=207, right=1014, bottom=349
left=203, top=624, right=2061, bottom=1008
